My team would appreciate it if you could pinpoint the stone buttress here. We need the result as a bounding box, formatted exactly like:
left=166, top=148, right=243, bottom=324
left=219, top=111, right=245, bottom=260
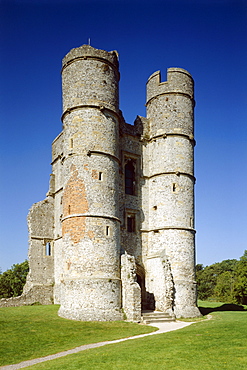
left=57, top=45, right=123, bottom=321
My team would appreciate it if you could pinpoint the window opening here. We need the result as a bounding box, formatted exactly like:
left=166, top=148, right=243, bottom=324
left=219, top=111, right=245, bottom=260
left=68, top=205, right=71, bottom=214
left=125, top=159, right=136, bottom=195
left=173, top=183, right=177, bottom=192
left=99, top=172, right=103, bottom=181
left=106, top=226, right=110, bottom=236
left=127, top=214, right=135, bottom=232
left=45, top=242, right=51, bottom=256
left=70, top=138, right=73, bottom=149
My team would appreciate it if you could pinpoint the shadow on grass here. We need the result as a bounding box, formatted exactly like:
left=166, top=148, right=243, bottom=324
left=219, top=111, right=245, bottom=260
left=198, top=303, right=247, bottom=316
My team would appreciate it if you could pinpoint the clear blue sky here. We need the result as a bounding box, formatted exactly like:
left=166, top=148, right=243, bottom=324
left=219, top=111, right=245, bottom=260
left=0, top=0, right=246, bottom=272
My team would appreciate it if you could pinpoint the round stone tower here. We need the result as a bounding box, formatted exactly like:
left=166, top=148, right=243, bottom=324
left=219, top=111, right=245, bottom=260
left=58, top=45, right=122, bottom=321
left=145, top=68, right=200, bottom=317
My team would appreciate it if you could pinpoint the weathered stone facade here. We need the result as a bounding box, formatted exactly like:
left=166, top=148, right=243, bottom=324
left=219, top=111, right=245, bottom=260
left=1, top=45, right=200, bottom=320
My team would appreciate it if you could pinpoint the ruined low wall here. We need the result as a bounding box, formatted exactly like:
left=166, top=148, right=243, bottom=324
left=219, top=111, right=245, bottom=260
left=121, top=253, right=141, bottom=322
left=0, top=285, right=54, bottom=307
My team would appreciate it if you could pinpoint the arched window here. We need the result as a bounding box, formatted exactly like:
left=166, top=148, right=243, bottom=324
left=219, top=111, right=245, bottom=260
left=125, top=159, right=135, bottom=195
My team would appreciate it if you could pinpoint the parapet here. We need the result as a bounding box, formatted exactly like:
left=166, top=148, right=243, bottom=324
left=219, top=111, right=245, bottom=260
left=61, top=44, right=120, bottom=114
left=62, top=44, right=119, bottom=71
left=146, top=68, right=194, bottom=105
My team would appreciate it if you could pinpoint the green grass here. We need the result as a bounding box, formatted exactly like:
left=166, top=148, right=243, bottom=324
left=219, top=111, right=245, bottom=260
left=0, top=305, right=156, bottom=366
left=27, top=301, right=247, bottom=370
left=1, top=302, right=247, bottom=369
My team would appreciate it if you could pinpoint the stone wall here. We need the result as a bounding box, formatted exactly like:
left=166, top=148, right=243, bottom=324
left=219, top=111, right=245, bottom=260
left=121, top=253, right=141, bottom=322
left=0, top=195, right=55, bottom=307
left=0, top=285, right=54, bottom=307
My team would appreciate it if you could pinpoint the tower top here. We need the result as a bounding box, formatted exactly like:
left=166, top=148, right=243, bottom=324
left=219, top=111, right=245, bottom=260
left=146, top=68, right=194, bottom=105
left=62, top=44, right=119, bottom=70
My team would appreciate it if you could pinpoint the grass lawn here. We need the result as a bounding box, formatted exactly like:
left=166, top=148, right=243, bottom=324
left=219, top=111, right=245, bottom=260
left=1, top=302, right=246, bottom=369
left=28, top=301, right=247, bottom=370
left=0, top=305, right=156, bottom=367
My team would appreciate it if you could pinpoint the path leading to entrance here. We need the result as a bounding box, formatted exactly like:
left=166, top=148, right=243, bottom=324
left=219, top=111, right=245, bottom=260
left=1, top=321, right=194, bottom=370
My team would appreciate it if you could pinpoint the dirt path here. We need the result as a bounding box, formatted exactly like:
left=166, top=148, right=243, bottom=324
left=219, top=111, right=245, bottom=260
left=1, top=321, right=194, bottom=370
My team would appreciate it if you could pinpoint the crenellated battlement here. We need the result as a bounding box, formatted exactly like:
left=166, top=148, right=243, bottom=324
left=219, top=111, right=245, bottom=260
left=146, top=68, right=194, bottom=105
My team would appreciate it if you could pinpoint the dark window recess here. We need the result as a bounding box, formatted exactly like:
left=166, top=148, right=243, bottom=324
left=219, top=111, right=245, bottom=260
left=125, top=159, right=136, bottom=195
left=127, top=214, right=135, bottom=232
left=46, top=242, right=51, bottom=256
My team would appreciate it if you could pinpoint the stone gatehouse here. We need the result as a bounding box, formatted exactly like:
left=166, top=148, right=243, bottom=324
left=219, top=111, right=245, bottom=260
left=1, top=45, right=200, bottom=321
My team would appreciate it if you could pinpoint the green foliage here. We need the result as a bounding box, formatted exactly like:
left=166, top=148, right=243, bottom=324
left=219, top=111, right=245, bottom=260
left=196, top=251, right=247, bottom=304
left=232, top=250, right=247, bottom=305
left=214, top=271, right=234, bottom=302
left=0, top=261, right=29, bottom=298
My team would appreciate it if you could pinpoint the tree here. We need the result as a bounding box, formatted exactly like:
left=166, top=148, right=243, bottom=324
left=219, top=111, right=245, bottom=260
left=0, top=261, right=29, bottom=299
left=196, top=263, right=218, bottom=300
left=214, top=271, right=235, bottom=302
left=196, top=259, right=238, bottom=301
left=232, top=250, right=247, bottom=305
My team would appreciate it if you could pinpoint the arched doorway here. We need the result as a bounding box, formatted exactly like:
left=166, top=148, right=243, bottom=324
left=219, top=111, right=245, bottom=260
left=136, top=265, right=146, bottom=310
left=136, top=264, right=155, bottom=311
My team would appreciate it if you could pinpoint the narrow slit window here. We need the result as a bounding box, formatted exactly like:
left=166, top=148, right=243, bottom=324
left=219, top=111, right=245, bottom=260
left=125, top=159, right=136, bottom=195
left=127, top=214, right=135, bottom=233
left=70, top=138, right=73, bottom=149
left=106, top=226, right=110, bottom=236
left=68, top=205, right=71, bottom=214
left=99, top=172, right=103, bottom=181
left=173, top=183, right=177, bottom=192
left=46, top=242, right=51, bottom=256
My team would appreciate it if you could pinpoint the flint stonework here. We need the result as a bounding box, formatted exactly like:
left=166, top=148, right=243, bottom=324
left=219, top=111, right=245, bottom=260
left=0, top=45, right=200, bottom=320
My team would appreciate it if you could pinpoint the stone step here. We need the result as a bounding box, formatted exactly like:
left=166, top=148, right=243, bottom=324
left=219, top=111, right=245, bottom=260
left=142, top=311, right=171, bottom=317
left=142, top=317, right=176, bottom=324
left=141, top=310, right=175, bottom=324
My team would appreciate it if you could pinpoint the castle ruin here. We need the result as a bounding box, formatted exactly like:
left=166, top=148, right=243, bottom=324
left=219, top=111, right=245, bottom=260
left=2, top=45, right=200, bottom=321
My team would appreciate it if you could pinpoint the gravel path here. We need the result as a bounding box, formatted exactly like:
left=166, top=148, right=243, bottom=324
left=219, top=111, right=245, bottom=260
left=1, top=321, right=194, bottom=370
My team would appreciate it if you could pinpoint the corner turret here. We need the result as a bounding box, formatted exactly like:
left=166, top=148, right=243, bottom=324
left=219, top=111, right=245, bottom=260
left=143, top=67, right=200, bottom=318
left=58, top=45, right=123, bottom=321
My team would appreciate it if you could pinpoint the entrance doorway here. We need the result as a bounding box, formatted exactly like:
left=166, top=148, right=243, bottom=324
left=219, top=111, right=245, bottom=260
left=136, top=264, right=155, bottom=311
left=136, top=265, right=147, bottom=310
